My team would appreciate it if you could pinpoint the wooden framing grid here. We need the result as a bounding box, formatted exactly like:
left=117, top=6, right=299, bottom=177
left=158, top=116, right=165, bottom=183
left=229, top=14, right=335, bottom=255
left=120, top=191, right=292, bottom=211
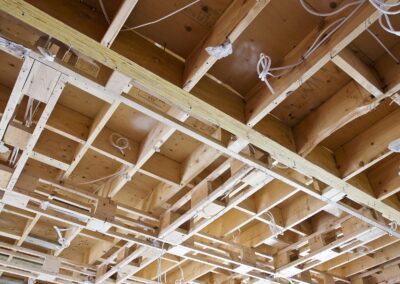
left=0, top=0, right=399, bottom=283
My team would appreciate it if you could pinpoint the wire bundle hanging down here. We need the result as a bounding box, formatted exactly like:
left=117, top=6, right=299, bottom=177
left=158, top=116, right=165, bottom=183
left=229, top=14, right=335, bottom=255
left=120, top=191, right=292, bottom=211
left=369, top=0, right=400, bottom=36
left=257, top=0, right=364, bottom=94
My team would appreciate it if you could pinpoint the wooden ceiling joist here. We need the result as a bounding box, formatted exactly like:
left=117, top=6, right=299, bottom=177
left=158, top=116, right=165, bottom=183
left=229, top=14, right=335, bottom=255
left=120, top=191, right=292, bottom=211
left=0, top=0, right=399, bottom=283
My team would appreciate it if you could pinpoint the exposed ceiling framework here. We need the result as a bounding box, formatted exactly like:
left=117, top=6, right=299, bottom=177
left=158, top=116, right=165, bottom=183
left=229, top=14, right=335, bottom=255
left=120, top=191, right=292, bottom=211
left=0, top=0, right=399, bottom=283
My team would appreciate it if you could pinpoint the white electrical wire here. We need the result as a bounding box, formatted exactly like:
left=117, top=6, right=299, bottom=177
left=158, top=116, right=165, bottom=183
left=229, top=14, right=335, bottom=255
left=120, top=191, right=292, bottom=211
left=78, top=168, right=129, bottom=185
left=24, top=97, right=40, bottom=127
left=299, top=0, right=363, bottom=17
left=390, top=220, right=398, bottom=231
left=368, top=0, right=400, bottom=37
left=175, top=264, right=185, bottom=284
left=99, top=0, right=111, bottom=24
left=9, top=147, right=19, bottom=167
left=53, top=226, right=73, bottom=249
left=366, top=28, right=400, bottom=63
left=156, top=242, right=166, bottom=284
left=264, top=211, right=281, bottom=236
left=123, top=0, right=200, bottom=31
left=258, top=0, right=364, bottom=94
left=99, top=0, right=200, bottom=31
left=109, top=132, right=130, bottom=156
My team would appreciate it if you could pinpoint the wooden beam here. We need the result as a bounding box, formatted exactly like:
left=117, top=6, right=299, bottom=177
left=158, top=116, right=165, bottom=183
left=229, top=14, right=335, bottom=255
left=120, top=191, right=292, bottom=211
left=2, top=0, right=398, bottom=224
left=368, top=155, right=400, bottom=200
left=332, top=47, right=384, bottom=97
left=335, top=109, right=400, bottom=178
left=100, top=0, right=138, bottom=48
left=245, top=1, right=384, bottom=127
left=182, top=0, right=269, bottom=91
left=293, top=81, right=375, bottom=156
left=7, top=74, right=65, bottom=191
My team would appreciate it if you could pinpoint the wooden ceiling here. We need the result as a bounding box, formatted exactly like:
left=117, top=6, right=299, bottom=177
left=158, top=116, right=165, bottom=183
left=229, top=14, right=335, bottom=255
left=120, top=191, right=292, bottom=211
left=0, top=0, right=399, bottom=283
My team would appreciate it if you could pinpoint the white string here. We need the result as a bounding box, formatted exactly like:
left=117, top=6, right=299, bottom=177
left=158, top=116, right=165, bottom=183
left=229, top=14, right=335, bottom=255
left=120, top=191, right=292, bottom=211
left=109, top=132, right=130, bottom=156
left=257, top=0, right=363, bottom=94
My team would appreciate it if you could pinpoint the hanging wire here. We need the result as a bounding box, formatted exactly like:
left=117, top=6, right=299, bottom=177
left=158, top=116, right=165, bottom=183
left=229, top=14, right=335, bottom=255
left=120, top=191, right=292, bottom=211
left=175, top=264, right=185, bottom=284
left=99, top=0, right=200, bottom=31
left=78, top=168, right=128, bottom=185
left=9, top=147, right=19, bottom=167
left=24, top=97, right=41, bottom=127
left=366, top=28, right=400, bottom=63
left=53, top=226, right=74, bottom=249
left=264, top=211, right=282, bottom=236
left=257, top=0, right=364, bottom=94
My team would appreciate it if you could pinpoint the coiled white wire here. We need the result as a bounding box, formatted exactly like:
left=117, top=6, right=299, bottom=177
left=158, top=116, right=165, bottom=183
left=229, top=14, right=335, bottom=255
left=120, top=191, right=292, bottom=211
left=109, top=132, right=130, bottom=156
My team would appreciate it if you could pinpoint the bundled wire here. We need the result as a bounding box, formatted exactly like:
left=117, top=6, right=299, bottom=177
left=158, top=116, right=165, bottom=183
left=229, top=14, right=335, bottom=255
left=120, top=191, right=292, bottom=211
left=258, top=0, right=364, bottom=94
left=370, top=0, right=400, bottom=37
left=24, top=97, right=40, bottom=128
left=53, top=226, right=73, bottom=249
left=175, top=264, right=185, bottom=284
left=9, top=147, right=19, bottom=167
left=109, top=132, right=130, bottom=156
left=264, top=211, right=282, bottom=236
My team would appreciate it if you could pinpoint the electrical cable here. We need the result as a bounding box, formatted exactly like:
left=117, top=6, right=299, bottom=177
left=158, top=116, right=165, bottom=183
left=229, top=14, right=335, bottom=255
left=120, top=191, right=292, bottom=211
left=109, top=132, right=130, bottom=156
left=122, top=0, right=200, bottom=31
left=175, top=264, right=185, bottom=284
left=257, top=1, right=363, bottom=94
left=368, top=0, right=400, bottom=37
left=264, top=211, right=282, bottom=236
left=99, top=0, right=200, bottom=31
left=9, top=147, right=19, bottom=167
left=299, top=0, right=363, bottom=17
left=366, top=28, right=400, bottom=63
left=78, top=168, right=129, bottom=185
left=53, top=226, right=73, bottom=249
